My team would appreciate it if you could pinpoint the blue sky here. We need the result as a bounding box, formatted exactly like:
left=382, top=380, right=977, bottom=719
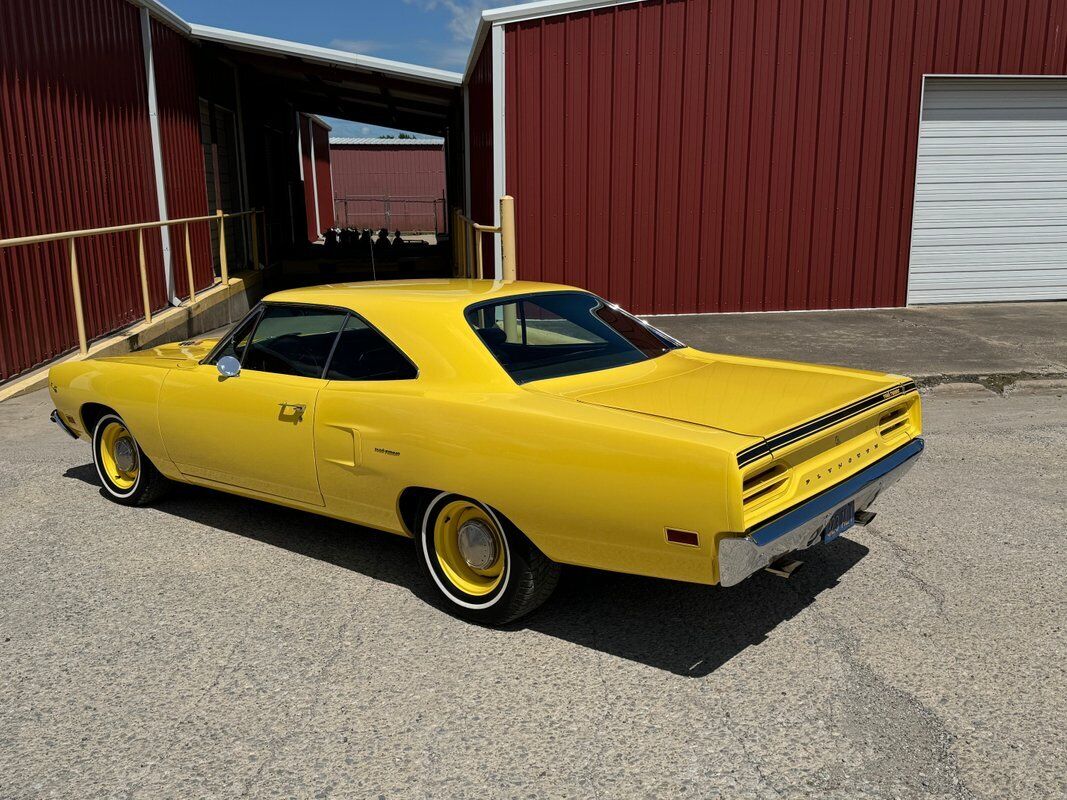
left=165, top=0, right=495, bottom=137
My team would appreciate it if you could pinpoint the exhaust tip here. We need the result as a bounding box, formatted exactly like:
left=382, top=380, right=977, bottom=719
left=765, top=559, right=804, bottom=579
left=855, top=509, right=877, bottom=526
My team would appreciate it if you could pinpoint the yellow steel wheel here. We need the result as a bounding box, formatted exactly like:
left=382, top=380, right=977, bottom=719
left=432, top=499, right=506, bottom=597
left=97, top=420, right=139, bottom=491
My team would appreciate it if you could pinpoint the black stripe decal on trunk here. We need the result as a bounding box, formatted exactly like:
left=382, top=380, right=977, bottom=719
left=736, top=381, right=917, bottom=467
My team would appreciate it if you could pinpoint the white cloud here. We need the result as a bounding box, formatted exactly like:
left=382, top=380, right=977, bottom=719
left=411, top=39, right=471, bottom=69
left=402, top=0, right=494, bottom=43
left=329, top=39, right=392, bottom=55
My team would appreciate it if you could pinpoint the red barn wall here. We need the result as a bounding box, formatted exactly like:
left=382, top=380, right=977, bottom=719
left=467, top=35, right=496, bottom=270
left=300, top=114, right=318, bottom=241
left=0, top=0, right=173, bottom=382
left=312, top=121, right=334, bottom=234
left=330, top=143, right=446, bottom=232
left=504, top=0, right=1067, bottom=315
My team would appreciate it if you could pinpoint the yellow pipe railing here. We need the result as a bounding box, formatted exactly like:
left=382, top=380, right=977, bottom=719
left=452, top=195, right=517, bottom=281
left=0, top=208, right=264, bottom=356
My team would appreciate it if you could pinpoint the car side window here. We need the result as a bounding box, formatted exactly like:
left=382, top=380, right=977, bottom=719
left=241, top=305, right=347, bottom=379
left=209, top=308, right=261, bottom=365
left=324, top=315, right=416, bottom=381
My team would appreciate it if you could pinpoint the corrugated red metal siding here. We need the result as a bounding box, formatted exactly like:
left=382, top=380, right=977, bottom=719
left=312, top=121, right=334, bottom=233
left=504, top=0, right=1067, bottom=314
left=151, top=18, right=215, bottom=298
left=0, top=0, right=163, bottom=382
left=300, top=114, right=318, bottom=241
left=330, top=144, right=446, bottom=231
left=467, top=36, right=495, bottom=269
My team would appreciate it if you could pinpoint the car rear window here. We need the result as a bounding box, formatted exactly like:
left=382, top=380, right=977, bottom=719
left=465, top=291, right=682, bottom=383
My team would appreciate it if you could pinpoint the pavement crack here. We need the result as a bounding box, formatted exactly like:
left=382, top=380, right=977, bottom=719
left=862, top=527, right=947, bottom=612
left=718, top=709, right=786, bottom=798
left=786, top=581, right=977, bottom=800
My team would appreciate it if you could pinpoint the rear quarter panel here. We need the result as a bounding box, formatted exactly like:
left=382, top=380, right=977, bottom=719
left=387, top=389, right=747, bottom=586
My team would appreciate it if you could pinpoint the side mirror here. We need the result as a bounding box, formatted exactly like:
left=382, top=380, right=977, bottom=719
left=216, top=356, right=241, bottom=378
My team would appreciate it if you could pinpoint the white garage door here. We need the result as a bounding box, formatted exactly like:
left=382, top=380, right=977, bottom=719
left=908, top=78, right=1067, bottom=304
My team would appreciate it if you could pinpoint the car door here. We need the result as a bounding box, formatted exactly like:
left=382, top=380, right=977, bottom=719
left=313, top=313, right=421, bottom=530
left=158, top=303, right=348, bottom=506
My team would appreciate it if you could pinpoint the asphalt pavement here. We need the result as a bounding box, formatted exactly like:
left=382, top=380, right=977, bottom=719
left=1, top=381, right=1064, bottom=799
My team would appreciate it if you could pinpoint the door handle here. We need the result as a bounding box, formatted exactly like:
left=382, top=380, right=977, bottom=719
left=278, top=402, right=306, bottom=416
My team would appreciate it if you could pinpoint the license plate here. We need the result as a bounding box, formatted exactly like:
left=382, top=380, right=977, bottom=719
left=822, top=501, right=855, bottom=542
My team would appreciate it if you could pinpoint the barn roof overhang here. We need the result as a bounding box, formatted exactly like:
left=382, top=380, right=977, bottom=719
left=129, top=0, right=463, bottom=136
left=191, top=26, right=462, bottom=135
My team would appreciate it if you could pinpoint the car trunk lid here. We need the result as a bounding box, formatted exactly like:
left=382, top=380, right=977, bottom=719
left=536, top=350, right=908, bottom=442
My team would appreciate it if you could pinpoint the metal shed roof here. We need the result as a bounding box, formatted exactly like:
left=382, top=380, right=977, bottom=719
left=128, top=0, right=462, bottom=135
left=330, top=137, right=445, bottom=146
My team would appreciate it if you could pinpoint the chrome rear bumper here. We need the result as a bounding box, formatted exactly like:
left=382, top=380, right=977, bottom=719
left=49, top=409, right=80, bottom=440
left=717, top=437, right=925, bottom=587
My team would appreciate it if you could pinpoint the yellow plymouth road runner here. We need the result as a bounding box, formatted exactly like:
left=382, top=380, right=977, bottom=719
left=48, top=280, right=923, bottom=624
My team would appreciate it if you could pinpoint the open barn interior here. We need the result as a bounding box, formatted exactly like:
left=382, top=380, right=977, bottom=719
left=188, top=24, right=465, bottom=290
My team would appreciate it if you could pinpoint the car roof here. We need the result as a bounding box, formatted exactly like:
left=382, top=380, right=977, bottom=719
left=263, top=279, right=581, bottom=313
left=260, top=279, right=588, bottom=387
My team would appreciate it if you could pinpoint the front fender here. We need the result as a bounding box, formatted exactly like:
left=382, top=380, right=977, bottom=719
left=48, top=360, right=178, bottom=478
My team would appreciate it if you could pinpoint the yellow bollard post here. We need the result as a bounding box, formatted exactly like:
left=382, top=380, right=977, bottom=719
left=500, top=195, right=517, bottom=282
left=184, top=223, right=196, bottom=303
left=69, top=238, right=88, bottom=355
left=456, top=214, right=468, bottom=278
left=137, top=229, right=152, bottom=324
left=217, top=209, right=229, bottom=284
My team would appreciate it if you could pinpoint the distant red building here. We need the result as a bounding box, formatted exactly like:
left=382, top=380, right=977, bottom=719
left=329, top=138, right=447, bottom=233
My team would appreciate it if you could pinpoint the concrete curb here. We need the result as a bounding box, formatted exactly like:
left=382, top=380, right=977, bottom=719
left=913, top=370, right=1067, bottom=394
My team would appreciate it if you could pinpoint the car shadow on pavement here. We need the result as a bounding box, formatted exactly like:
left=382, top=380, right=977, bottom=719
left=65, top=463, right=868, bottom=678
left=520, top=541, right=868, bottom=677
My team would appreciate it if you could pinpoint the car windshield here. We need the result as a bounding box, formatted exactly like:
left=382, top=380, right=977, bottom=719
left=465, top=291, right=684, bottom=383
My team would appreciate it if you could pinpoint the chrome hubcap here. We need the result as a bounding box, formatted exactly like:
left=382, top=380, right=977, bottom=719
left=456, top=519, right=497, bottom=570
left=113, top=437, right=137, bottom=473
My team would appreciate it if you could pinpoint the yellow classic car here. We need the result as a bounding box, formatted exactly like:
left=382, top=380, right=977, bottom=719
left=48, top=280, right=923, bottom=624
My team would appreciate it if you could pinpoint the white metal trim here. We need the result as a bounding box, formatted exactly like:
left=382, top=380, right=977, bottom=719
left=189, top=24, right=462, bottom=87
left=904, top=76, right=928, bottom=306
left=139, top=7, right=175, bottom=303
left=483, top=0, right=643, bottom=25
left=295, top=111, right=304, bottom=182
left=307, top=115, right=321, bottom=239
left=329, top=137, right=446, bottom=146
left=127, top=0, right=191, bottom=36
left=463, top=86, right=472, bottom=216
left=462, top=18, right=494, bottom=84
left=491, top=24, right=506, bottom=279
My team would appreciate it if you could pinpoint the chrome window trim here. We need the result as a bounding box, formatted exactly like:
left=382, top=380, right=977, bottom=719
left=202, top=301, right=420, bottom=381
